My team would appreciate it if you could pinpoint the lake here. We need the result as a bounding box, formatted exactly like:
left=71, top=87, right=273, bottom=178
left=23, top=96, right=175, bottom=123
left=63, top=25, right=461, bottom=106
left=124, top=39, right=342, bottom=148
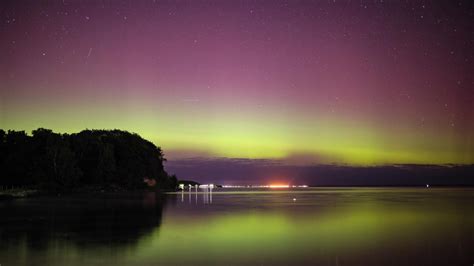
left=0, top=188, right=473, bottom=265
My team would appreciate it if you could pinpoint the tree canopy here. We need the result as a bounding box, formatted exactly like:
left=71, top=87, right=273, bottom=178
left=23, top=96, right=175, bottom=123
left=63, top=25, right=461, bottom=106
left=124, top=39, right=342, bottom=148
left=0, top=128, right=177, bottom=191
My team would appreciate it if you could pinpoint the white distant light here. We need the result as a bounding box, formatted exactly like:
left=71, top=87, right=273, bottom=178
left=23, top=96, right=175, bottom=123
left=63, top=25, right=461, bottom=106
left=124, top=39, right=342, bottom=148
left=198, top=184, right=215, bottom=189
left=293, top=198, right=296, bottom=201
left=222, top=185, right=246, bottom=188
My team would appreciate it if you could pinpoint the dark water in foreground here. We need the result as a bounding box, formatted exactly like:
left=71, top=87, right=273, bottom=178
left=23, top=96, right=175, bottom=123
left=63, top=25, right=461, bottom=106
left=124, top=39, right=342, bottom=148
left=0, top=188, right=473, bottom=265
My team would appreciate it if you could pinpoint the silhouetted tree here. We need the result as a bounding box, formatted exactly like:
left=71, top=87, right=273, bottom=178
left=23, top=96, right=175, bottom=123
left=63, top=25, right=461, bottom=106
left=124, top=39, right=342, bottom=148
left=29, top=130, right=81, bottom=190
left=0, top=128, right=177, bottom=191
left=1, top=130, right=31, bottom=187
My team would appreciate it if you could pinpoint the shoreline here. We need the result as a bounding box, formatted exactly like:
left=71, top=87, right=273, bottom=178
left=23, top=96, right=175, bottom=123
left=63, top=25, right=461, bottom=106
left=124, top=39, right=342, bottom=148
left=0, top=189, right=40, bottom=200
left=0, top=186, right=177, bottom=201
left=3, top=186, right=473, bottom=200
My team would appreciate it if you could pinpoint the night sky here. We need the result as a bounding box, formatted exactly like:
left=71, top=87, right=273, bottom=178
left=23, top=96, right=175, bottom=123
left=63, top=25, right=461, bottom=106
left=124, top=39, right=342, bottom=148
left=1, top=1, right=473, bottom=173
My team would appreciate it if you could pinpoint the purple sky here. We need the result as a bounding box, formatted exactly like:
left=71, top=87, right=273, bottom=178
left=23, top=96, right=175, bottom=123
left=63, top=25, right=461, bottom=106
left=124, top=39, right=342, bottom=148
left=1, top=0, right=473, bottom=183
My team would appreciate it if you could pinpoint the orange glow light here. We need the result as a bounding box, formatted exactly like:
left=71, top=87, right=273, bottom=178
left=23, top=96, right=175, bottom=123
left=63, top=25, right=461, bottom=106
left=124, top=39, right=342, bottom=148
left=268, top=184, right=290, bottom=188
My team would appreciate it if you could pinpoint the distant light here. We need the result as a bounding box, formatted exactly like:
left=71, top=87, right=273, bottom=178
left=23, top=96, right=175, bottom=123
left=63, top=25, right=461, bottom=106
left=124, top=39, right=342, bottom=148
left=293, top=198, right=296, bottom=201
left=199, top=184, right=215, bottom=188
left=426, top=184, right=430, bottom=188
left=269, top=184, right=289, bottom=188
left=221, top=184, right=309, bottom=188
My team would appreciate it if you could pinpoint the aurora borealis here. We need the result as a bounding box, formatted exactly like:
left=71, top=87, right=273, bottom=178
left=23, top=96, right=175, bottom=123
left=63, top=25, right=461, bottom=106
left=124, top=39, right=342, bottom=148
left=1, top=1, right=473, bottom=166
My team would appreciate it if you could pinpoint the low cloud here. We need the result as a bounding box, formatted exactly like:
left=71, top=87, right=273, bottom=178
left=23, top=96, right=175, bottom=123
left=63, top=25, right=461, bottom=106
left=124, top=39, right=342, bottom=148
left=165, top=157, right=474, bottom=186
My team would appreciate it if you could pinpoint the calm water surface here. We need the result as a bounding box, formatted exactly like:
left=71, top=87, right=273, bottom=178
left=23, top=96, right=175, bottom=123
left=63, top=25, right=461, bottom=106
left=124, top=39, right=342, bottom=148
left=0, top=188, right=473, bottom=265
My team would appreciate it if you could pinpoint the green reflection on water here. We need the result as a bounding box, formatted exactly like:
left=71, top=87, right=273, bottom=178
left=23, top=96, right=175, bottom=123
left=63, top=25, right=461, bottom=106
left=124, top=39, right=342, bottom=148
left=131, top=201, right=464, bottom=265
left=1, top=189, right=473, bottom=266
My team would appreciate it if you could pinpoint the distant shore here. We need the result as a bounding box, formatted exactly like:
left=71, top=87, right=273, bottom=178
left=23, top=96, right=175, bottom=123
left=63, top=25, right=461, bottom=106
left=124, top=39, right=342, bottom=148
left=0, top=189, right=39, bottom=200
left=0, top=185, right=178, bottom=201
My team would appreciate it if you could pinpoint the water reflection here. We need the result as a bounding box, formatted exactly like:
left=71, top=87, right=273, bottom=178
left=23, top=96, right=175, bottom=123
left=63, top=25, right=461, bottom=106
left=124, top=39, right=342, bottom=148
left=180, top=187, right=213, bottom=204
left=0, top=188, right=473, bottom=265
left=0, top=193, right=166, bottom=251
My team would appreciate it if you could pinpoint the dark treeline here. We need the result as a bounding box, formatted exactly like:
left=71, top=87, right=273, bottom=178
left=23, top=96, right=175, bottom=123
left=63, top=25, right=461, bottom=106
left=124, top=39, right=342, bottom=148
left=0, top=128, right=177, bottom=191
